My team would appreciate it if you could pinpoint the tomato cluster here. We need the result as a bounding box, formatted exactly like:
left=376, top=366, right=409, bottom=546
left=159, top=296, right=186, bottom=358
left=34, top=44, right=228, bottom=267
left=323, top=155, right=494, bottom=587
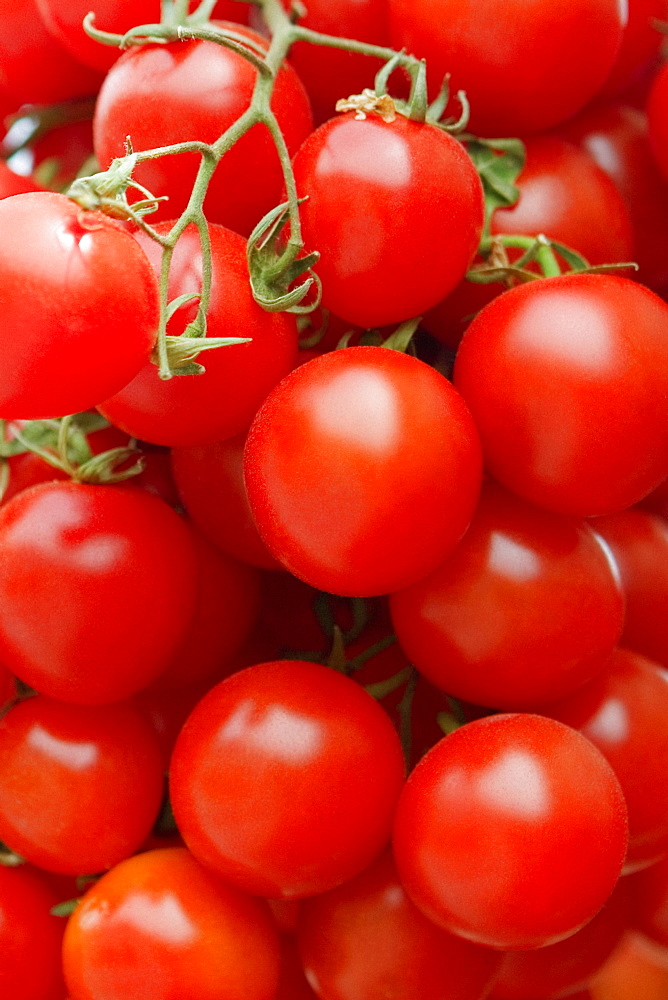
left=3, top=2, right=668, bottom=1000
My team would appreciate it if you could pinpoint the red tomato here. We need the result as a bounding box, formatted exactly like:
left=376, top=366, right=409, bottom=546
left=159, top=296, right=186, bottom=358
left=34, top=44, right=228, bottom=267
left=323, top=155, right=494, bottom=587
left=62, top=848, right=282, bottom=1000
left=170, top=659, right=406, bottom=898
left=631, top=854, right=668, bottom=948
left=0, top=481, right=198, bottom=704
left=0, top=162, right=42, bottom=198
left=171, top=434, right=282, bottom=571
left=598, top=0, right=668, bottom=98
left=388, top=0, right=626, bottom=136
left=0, top=864, right=66, bottom=1000
left=244, top=347, right=483, bottom=597
left=93, top=23, right=313, bottom=234
left=0, top=192, right=159, bottom=420
left=646, top=63, right=668, bottom=185
left=453, top=274, right=668, bottom=516
left=298, top=850, right=501, bottom=1000
left=0, top=0, right=102, bottom=104
left=560, top=102, right=668, bottom=296
left=292, top=112, right=484, bottom=328
left=393, top=714, right=628, bottom=950
left=542, top=648, right=668, bottom=872
left=0, top=695, right=164, bottom=875
left=593, top=508, right=668, bottom=666
left=389, top=480, right=625, bottom=710
left=98, top=222, right=298, bottom=446
left=35, top=0, right=250, bottom=72
left=489, top=880, right=628, bottom=999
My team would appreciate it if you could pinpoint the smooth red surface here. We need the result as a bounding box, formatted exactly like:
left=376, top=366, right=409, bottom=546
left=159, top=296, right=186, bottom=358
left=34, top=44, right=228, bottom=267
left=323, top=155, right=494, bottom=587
left=170, top=659, right=406, bottom=898
left=388, top=0, right=625, bottom=136
left=543, top=648, right=668, bottom=870
left=244, top=347, right=483, bottom=597
left=292, top=113, right=484, bottom=328
left=0, top=193, right=159, bottom=420
left=0, top=481, right=198, bottom=704
left=0, top=864, right=66, bottom=1000
left=298, top=850, right=500, bottom=1000
left=93, top=23, right=313, bottom=234
left=390, top=481, right=624, bottom=709
left=594, top=506, right=668, bottom=667
left=63, top=848, right=281, bottom=1000
left=99, top=223, right=298, bottom=446
left=393, top=714, right=628, bottom=950
left=598, top=0, right=667, bottom=98
left=0, top=696, right=164, bottom=874
left=453, top=274, right=668, bottom=516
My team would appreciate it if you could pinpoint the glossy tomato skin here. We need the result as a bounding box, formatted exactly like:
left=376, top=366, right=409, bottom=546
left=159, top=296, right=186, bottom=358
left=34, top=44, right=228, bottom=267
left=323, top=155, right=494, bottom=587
left=453, top=274, right=668, bottom=516
left=0, top=864, right=66, bottom=1000
left=170, top=659, right=406, bottom=899
left=0, top=696, right=164, bottom=875
left=646, top=61, right=668, bottom=183
left=0, top=481, right=198, bottom=704
left=388, top=0, right=625, bottom=136
left=63, top=848, right=282, bottom=1000
left=0, top=192, right=159, bottom=420
left=94, top=24, right=313, bottom=234
left=244, top=347, right=483, bottom=597
left=393, top=714, right=628, bottom=951
left=298, top=850, right=501, bottom=1000
left=542, top=648, right=668, bottom=872
left=99, top=223, right=298, bottom=446
left=389, top=480, right=625, bottom=710
left=292, top=113, right=484, bottom=328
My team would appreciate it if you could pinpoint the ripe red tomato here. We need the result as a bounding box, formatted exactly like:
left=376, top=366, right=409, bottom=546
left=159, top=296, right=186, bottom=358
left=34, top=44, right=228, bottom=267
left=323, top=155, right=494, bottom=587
left=0, top=864, right=66, bottom=1000
left=0, top=481, right=198, bottom=704
left=98, top=222, right=298, bottom=446
left=170, top=659, right=406, bottom=899
left=598, top=0, right=668, bottom=98
left=0, top=192, right=160, bottom=420
left=0, top=695, right=164, bottom=874
left=389, top=480, right=625, bottom=709
left=453, top=274, right=668, bottom=516
left=298, top=850, right=501, bottom=1000
left=93, top=23, right=313, bottom=234
left=244, top=347, right=483, bottom=597
left=388, top=0, right=626, bottom=136
left=393, top=713, right=628, bottom=950
left=543, top=648, right=668, bottom=872
left=292, top=113, right=484, bottom=328
left=62, top=848, right=282, bottom=1000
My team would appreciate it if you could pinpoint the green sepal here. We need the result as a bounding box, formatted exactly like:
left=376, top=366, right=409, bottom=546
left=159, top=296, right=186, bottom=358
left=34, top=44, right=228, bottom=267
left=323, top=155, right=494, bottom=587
left=461, top=135, right=526, bottom=232
left=248, top=200, right=321, bottom=314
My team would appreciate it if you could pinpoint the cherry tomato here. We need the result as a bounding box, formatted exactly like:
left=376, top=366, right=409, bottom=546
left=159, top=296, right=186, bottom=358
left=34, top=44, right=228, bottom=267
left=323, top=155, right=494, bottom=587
left=244, top=347, right=483, bottom=597
left=170, top=659, right=406, bottom=898
left=393, top=713, right=628, bottom=950
left=389, top=480, right=625, bottom=710
left=98, top=222, right=298, bottom=446
left=93, top=23, right=313, bottom=234
left=543, top=648, right=668, bottom=872
left=0, top=695, right=164, bottom=875
left=598, top=0, right=668, bottom=98
left=298, top=850, right=501, bottom=1000
left=388, top=0, right=626, bottom=136
left=0, top=481, right=198, bottom=704
left=292, top=112, right=484, bottom=328
left=0, top=192, right=160, bottom=420
left=62, top=847, right=282, bottom=1000
left=453, top=274, right=668, bottom=516
left=0, top=864, right=66, bottom=1000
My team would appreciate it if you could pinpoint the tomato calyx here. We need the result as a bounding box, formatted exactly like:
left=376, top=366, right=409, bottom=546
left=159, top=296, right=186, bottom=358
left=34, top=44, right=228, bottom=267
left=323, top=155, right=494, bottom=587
left=0, top=842, right=25, bottom=868
left=247, top=199, right=322, bottom=313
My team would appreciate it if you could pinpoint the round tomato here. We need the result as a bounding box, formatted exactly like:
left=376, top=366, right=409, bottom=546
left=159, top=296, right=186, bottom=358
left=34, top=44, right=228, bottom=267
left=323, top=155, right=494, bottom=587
left=388, top=0, right=626, bottom=136
left=98, top=222, right=298, bottom=446
left=93, top=22, right=313, bottom=234
left=292, top=113, right=484, bottom=328
left=62, top=848, right=281, bottom=1000
left=170, top=659, right=406, bottom=899
left=0, top=481, right=198, bottom=703
left=393, top=713, right=628, bottom=950
left=0, top=695, right=164, bottom=875
left=244, top=347, right=483, bottom=597
left=453, top=273, right=668, bottom=516
left=0, top=192, right=159, bottom=420
left=0, top=864, right=66, bottom=1000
